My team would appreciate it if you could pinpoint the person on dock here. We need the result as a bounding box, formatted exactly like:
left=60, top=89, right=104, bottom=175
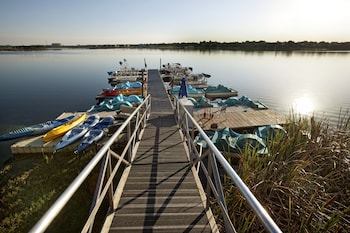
left=178, top=77, right=188, bottom=98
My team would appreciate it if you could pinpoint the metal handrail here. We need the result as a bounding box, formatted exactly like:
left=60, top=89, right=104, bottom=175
left=30, top=93, right=281, bottom=233
left=29, top=95, right=151, bottom=233
left=174, top=97, right=282, bottom=233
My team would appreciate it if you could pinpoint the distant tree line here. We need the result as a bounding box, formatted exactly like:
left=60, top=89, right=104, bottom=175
left=136, top=41, right=350, bottom=51
left=1, top=41, right=350, bottom=51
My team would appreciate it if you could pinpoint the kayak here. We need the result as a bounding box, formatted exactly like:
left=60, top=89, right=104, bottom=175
left=75, top=116, right=115, bottom=153
left=0, top=115, right=75, bottom=141
left=54, top=114, right=100, bottom=152
left=43, top=113, right=87, bottom=142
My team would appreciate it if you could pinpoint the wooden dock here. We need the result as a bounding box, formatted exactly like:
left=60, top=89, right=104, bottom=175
left=106, top=69, right=217, bottom=232
left=194, top=106, right=287, bottom=131
left=8, top=67, right=288, bottom=231
left=10, top=111, right=121, bottom=155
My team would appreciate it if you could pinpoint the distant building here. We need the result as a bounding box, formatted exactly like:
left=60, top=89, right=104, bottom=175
left=51, top=43, right=61, bottom=47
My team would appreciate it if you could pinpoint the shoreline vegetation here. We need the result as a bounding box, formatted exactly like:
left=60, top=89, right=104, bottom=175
left=1, top=40, right=350, bottom=52
left=0, top=113, right=349, bottom=232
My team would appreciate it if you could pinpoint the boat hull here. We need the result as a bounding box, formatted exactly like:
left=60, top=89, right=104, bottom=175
left=76, top=129, right=104, bottom=153
left=0, top=115, right=75, bottom=141
left=43, top=113, right=87, bottom=142
left=54, top=114, right=100, bottom=151
left=205, top=91, right=238, bottom=100
left=55, top=127, right=88, bottom=151
left=75, top=116, right=115, bottom=153
left=101, top=87, right=147, bottom=96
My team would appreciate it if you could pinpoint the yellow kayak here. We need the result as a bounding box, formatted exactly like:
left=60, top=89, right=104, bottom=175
left=43, top=113, right=87, bottom=142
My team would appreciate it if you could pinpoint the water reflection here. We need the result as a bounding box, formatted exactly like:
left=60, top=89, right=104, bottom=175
left=293, top=95, right=315, bottom=115
left=1, top=49, right=350, bottom=165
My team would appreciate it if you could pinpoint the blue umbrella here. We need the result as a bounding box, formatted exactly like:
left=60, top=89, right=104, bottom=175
left=178, top=77, right=188, bottom=98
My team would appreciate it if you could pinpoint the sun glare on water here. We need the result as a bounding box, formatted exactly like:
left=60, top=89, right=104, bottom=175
left=293, top=96, right=315, bottom=115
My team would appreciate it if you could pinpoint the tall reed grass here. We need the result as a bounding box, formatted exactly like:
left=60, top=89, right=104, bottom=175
left=222, top=113, right=350, bottom=232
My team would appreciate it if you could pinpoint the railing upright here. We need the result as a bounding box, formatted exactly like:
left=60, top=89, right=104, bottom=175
left=174, top=97, right=282, bottom=233
left=29, top=95, right=151, bottom=233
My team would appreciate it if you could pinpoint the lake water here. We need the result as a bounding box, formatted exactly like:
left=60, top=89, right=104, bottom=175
left=1, top=49, right=350, bottom=165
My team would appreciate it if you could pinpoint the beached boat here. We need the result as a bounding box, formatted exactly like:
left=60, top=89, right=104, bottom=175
left=255, top=124, right=287, bottom=143
left=75, top=116, right=115, bottom=153
left=0, top=115, right=75, bottom=141
left=205, top=84, right=238, bottom=99
left=43, top=113, right=87, bottom=142
left=55, top=114, right=100, bottom=151
left=195, top=127, right=268, bottom=156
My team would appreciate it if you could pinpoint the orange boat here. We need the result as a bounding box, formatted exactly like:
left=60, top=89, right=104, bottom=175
left=101, top=87, right=147, bottom=96
left=101, top=81, right=147, bottom=97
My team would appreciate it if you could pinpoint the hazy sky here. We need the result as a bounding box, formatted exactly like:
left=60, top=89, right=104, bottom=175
left=1, top=0, right=350, bottom=45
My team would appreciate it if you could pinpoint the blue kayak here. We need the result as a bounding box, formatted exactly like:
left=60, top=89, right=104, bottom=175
left=75, top=116, right=115, bottom=153
left=55, top=114, right=100, bottom=152
left=0, top=115, right=75, bottom=141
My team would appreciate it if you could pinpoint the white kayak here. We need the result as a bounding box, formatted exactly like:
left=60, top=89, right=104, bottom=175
left=55, top=114, right=100, bottom=152
left=75, top=116, right=115, bottom=153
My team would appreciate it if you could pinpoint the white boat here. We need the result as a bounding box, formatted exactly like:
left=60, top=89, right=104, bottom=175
left=160, top=63, right=192, bottom=76
left=107, top=59, right=147, bottom=86
left=55, top=114, right=100, bottom=152
left=172, top=73, right=209, bottom=89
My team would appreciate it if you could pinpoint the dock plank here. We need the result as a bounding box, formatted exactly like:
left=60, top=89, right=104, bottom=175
left=107, top=70, right=216, bottom=232
left=194, top=106, right=287, bottom=130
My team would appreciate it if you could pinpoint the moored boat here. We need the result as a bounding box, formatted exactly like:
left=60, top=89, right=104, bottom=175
left=169, top=85, right=205, bottom=99
left=107, top=59, right=147, bottom=86
left=101, top=81, right=147, bottom=96
left=43, top=113, right=87, bottom=142
left=102, top=87, right=147, bottom=97
left=0, top=115, right=75, bottom=141
left=205, top=84, right=238, bottom=99
left=55, top=114, right=100, bottom=152
left=172, top=73, right=209, bottom=89
left=88, top=94, right=143, bottom=112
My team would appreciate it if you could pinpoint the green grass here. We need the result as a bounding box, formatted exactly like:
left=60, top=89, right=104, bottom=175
left=0, top=150, right=98, bottom=233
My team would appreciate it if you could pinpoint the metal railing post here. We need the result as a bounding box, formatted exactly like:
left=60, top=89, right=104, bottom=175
left=174, top=98, right=282, bottom=233
left=29, top=95, right=151, bottom=233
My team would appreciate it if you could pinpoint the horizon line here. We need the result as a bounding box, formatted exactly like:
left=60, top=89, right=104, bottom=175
left=2, top=40, right=350, bottom=47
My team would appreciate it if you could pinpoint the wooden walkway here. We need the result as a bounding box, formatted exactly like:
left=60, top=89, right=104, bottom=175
left=194, top=106, right=287, bottom=131
left=107, top=70, right=217, bottom=232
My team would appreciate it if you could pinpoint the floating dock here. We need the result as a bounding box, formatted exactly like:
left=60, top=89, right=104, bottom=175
left=10, top=111, right=123, bottom=155
left=9, top=69, right=287, bottom=156
left=194, top=106, right=287, bottom=131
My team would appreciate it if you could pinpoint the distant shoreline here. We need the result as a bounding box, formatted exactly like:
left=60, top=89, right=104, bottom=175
left=1, top=41, right=350, bottom=52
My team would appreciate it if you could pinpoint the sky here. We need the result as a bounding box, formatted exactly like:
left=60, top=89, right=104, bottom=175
left=1, top=0, right=350, bottom=45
